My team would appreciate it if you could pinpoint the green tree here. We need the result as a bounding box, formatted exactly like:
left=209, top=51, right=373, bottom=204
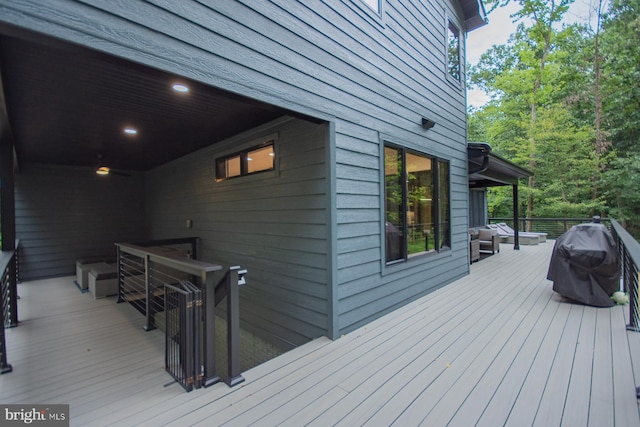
left=599, top=0, right=640, bottom=234
left=469, top=0, right=640, bottom=235
left=469, top=1, right=612, bottom=223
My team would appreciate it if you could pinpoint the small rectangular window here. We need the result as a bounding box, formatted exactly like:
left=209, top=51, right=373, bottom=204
left=216, top=140, right=275, bottom=181
left=447, top=22, right=461, bottom=82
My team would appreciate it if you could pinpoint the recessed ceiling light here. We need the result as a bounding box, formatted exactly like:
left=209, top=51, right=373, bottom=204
left=172, top=83, right=189, bottom=93
left=96, top=167, right=110, bottom=176
left=124, top=127, right=138, bottom=135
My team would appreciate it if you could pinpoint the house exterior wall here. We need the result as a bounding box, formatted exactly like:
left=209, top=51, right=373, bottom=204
left=145, top=117, right=329, bottom=349
left=14, top=164, right=146, bottom=281
left=3, top=0, right=472, bottom=341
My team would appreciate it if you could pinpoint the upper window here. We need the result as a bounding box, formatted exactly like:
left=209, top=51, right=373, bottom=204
left=384, top=145, right=450, bottom=264
left=216, top=140, right=275, bottom=181
left=362, top=0, right=381, bottom=13
left=447, top=22, right=461, bottom=82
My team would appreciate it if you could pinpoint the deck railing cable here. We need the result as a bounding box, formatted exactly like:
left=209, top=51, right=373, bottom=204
left=115, top=241, right=246, bottom=388
left=609, top=219, right=640, bottom=398
left=610, top=220, right=640, bottom=331
left=489, top=217, right=611, bottom=239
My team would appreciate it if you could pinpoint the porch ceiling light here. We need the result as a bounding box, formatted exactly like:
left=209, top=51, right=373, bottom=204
left=172, top=83, right=189, bottom=93
left=96, top=166, right=110, bottom=176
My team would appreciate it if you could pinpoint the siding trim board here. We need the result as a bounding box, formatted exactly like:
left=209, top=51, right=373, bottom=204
left=327, top=120, right=339, bottom=340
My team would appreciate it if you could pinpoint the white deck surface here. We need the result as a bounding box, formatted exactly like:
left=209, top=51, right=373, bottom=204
left=1, top=241, right=639, bottom=426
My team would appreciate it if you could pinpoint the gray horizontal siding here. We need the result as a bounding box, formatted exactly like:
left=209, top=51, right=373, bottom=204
left=4, top=0, right=472, bottom=341
left=145, top=118, right=329, bottom=349
left=15, top=165, right=146, bottom=281
left=334, top=118, right=469, bottom=335
left=0, top=0, right=469, bottom=137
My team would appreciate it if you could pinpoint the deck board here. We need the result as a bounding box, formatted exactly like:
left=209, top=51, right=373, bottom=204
left=562, top=305, right=598, bottom=426
left=446, top=280, right=554, bottom=426
left=531, top=303, right=584, bottom=426
left=612, top=306, right=640, bottom=427
left=1, top=242, right=639, bottom=426
left=589, top=309, right=616, bottom=426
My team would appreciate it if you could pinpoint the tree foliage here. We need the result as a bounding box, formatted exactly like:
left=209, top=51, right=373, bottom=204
left=469, top=0, right=640, bottom=236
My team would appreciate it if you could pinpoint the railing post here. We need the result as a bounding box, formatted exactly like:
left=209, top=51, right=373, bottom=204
left=202, top=271, right=220, bottom=387
left=225, top=266, right=245, bottom=387
left=144, top=255, right=156, bottom=331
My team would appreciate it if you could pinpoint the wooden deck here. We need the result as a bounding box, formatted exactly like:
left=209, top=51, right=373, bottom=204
left=2, top=242, right=640, bottom=426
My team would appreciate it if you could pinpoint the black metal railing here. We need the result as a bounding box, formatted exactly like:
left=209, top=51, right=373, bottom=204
left=610, top=220, right=640, bottom=332
left=489, top=217, right=611, bottom=239
left=0, top=240, right=19, bottom=375
left=609, top=219, right=640, bottom=399
left=115, top=241, right=246, bottom=388
left=116, top=238, right=198, bottom=332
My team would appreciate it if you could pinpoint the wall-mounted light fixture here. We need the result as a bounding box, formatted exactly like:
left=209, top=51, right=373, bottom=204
left=422, top=117, right=436, bottom=129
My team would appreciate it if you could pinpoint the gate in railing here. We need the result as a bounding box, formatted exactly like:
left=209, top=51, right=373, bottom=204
left=165, top=280, right=202, bottom=392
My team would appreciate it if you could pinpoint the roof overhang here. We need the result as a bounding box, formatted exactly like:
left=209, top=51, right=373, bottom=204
left=468, top=142, right=532, bottom=188
left=459, top=0, right=489, bottom=32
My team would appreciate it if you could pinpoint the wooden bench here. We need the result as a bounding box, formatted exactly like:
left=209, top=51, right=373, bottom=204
left=88, top=263, right=119, bottom=299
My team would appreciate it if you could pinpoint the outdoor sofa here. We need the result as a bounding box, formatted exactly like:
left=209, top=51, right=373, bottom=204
left=487, top=223, right=546, bottom=245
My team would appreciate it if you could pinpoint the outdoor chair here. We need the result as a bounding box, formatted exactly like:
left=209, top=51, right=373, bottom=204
left=478, top=228, right=500, bottom=255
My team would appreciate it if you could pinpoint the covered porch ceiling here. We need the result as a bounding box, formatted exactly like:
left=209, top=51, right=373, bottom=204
left=0, top=29, right=316, bottom=174
left=468, top=142, right=533, bottom=188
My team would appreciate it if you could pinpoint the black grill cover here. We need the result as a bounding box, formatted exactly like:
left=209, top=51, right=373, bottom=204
left=547, top=223, right=620, bottom=307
